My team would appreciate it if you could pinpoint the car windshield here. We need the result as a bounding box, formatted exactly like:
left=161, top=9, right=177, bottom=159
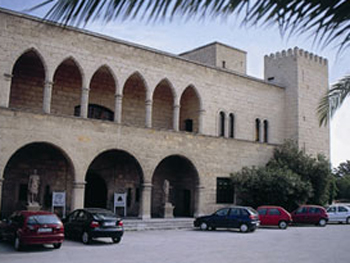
left=27, top=215, right=61, bottom=225
left=92, top=212, right=117, bottom=220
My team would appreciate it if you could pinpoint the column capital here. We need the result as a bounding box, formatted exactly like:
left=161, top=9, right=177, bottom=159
left=115, top=94, right=123, bottom=99
left=173, top=104, right=180, bottom=109
left=145, top=99, right=152, bottom=106
left=142, top=182, right=153, bottom=189
left=3, top=73, right=13, bottom=81
left=44, top=80, right=54, bottom=87
left=82, top=87, right=90, bottom=92
left=73, top=181, right=86, bottom=189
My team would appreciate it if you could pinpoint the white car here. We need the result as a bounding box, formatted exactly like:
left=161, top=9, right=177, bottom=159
left=326, top=205, right=350, bottom=224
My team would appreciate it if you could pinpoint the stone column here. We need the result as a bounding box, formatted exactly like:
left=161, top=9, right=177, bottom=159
left=194, top=184, right=205, bottom=217
left=173, top=104, right=180, bottom=131
left=80, top=87, right=89, bottom=118
left=140, top=182, right=152, bottom=219
left=0, top=178, right=4, bottom=216
left=0, top=73, right=13, bottom=108
left=72, top=181, right=86, bottom=210
left=198, top=109, right=205, bottom=134
left=114, top=94, right=123, bottom=124
left=43, top=81, right=54, bottom=114
left=145, top=99, right=152, bottom=128
left=225, top=115, right=229, bottom=138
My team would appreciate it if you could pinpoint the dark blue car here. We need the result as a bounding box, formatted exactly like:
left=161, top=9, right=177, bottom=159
left=194, top=206, right=260, bottom=233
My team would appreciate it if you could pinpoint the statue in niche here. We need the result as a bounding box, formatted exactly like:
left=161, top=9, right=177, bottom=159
left=163, top=179, right=170, bottom=203
left=27, top=169, right=40, bottom=205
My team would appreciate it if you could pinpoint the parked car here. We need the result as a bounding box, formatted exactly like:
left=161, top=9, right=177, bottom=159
left=193, top=206, right=260, bottom=233
left=326, top=204, right=350, bottom=224
left=291, top=205, right=328, bottom=226
left=63, top=208, right=124, bottom=244
left=257, top=206, right=292, bottom=229
left=0, top=210, right=64, bottom=251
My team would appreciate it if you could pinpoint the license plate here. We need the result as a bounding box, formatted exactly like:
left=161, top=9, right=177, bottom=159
left=38, top=228, right=52, bottom=233
left=104, top=222, right=116, bottom=227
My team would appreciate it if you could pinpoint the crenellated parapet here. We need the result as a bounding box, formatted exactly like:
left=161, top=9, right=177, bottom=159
left=264, top=47, right=327, bottom=66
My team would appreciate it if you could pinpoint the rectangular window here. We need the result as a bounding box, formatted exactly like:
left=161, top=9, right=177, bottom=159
left=216, top=178, right=234, bottom=204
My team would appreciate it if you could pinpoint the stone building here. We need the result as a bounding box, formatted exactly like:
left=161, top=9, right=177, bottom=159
left=0, top=9, right=329, bottom=218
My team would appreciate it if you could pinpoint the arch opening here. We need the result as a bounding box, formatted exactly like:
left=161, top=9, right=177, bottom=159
left=151, top=155, right=199, bottom=218
left=152, top=80, right=174, bottom=130
left=1, top=143, right=74, bottom=218
left=52, top=59, right=82, bottom=116
left=9, top=50, right=45, bottom=111
left=85, top=150, right=143, bottom=217
left=180, top=86, right=200, bottom=133
left=122, top=73, right=146, bottom=127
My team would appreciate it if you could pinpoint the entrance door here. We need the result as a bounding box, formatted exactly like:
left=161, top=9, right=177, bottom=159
left=84, top=173, right=107, bottom=208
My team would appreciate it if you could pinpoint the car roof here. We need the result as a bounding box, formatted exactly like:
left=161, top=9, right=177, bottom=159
left=257, top=205, right=283, bottom=209
left=18, top=210, right=57, bottom=217
left=82, top=208, right=115, bottom=214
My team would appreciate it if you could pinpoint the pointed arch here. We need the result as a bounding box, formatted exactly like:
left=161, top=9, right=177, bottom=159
left=179, top=85, right=202, bottom=133
left=9, top=49, right=46, bottom=111
left=152, top=78, right=176, bottom=130
left=51, top=57, right=83, bottom=116
left=122, top=71, right=148, bottom=127
left=88, top=65, right=117, bottom=121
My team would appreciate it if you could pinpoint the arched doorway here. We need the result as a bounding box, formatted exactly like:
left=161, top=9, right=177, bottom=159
left=1, top=143, right=74, bottom=218
left=152, top=155, right=199, bottom=218
left=85, top=150, right=143, bottom=217
left=9, top=50, right=46, bottom=111
left=84, top=173, right=107, bottom=208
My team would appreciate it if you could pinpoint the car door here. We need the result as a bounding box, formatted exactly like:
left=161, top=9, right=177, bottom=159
left=326, top=206, right=337, bottom=222
left=75, top=210, right=89, bottom=235
left=211, top=208, right=230, bottom=228
left=64, top=210, right=80, bottom=237
left=257, top=208, right=268, bottom=225
left=267, top=208, right=281, bottom=225
left=337, top=206, right=349, bottom=222
left=227, top=208, right=241, bottom=228
left=307, top=207, right=321, bottom=224
left=293, top=207, right=307, bottom=223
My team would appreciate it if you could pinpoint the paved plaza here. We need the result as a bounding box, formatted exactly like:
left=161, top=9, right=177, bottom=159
left=1, top=224, right=349, bottom=263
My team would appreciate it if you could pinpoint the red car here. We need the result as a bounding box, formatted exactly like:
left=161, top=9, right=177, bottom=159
left=291, top=205, right=328, bottom=226
left=0, top=210, right=64, bottom=251
left=257, top=206, right=292, bottom=229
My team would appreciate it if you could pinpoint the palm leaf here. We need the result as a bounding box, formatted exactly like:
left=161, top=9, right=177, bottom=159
left=318, top=75, right=350, bottom=126
left=30, top=0, right=350, bottom=51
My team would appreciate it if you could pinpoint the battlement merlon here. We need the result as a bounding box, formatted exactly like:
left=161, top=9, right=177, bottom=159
left=264, top=47, right=328, bottom=66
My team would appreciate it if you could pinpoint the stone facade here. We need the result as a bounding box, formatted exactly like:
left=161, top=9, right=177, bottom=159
left=0, top=9, right=329, bottom=219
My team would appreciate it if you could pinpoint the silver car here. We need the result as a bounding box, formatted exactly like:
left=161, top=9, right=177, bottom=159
left=326, top=205, right=350, bottom=224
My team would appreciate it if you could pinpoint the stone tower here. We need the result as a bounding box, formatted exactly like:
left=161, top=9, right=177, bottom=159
left=264, top=47, right=330, bottom=158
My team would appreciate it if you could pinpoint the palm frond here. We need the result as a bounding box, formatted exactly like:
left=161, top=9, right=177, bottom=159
left=318, top=75, right=350, bottom=126
left=31, top=0, right=350, bottom=52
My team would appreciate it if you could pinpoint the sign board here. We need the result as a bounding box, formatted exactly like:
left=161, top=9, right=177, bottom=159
left=114, top=193, right=127, bottom=217
left=52, top=191, right=66, bottom=216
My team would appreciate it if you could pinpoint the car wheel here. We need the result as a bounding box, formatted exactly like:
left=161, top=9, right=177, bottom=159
left=112, top=237, right=121, bottom=244
left=278, top=221, right=288, bottom=230
left=53, top=243, right=62, bottom=249
left=240, top=223, right=249, bottom=233
left=82, top=231, right=91, bottom=244
left=318, top=218, right=327, bottom=227
left=199, top=222, right=208, bottom=231
left=346, top=217, right=350, bottom=224
left=14, top=236, right=22, bottom=251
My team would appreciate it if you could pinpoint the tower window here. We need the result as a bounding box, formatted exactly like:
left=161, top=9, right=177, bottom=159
left=229, top=113, right=235, bottom=138
left=219, top=111, right=225, bottom=137
left=222, top=61, right=226, bottom=68
left=263, top=120, right=269, bottom=143
left=255, top=118, right=261, bottom=142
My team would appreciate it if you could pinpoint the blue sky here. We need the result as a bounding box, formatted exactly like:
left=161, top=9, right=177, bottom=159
left=0, top=0, right=349, bottom=167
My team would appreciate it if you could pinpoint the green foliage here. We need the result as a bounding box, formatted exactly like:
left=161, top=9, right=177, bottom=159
left=333, top=160, right=350, bottom=201
left=232, top=166, right=312, bottom=211
left=232, top=141, right=333, bottom=211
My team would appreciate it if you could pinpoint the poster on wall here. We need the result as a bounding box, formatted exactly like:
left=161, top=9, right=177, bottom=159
left=114, top=193, right=127, bottom=217
left=52, top=191, right=66, bottom=217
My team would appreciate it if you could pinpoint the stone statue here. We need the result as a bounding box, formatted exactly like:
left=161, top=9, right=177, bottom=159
left=27, top=169, right=40, bottom=205
left=163, top=179, right=170, bottom=203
